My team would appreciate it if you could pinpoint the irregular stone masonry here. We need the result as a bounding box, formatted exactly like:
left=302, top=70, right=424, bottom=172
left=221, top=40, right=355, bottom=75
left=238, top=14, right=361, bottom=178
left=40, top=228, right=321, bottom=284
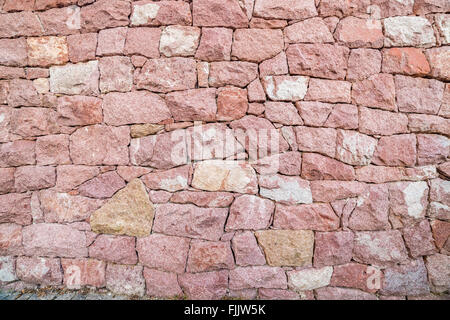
left=0, top=0, right=449, bottom=300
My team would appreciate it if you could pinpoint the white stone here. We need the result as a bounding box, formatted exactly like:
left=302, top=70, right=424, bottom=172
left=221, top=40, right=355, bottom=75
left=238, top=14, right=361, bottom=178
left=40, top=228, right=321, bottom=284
left=131, top=2, right=160, bottom=26
left=435, top=14, right=450, bottom=45
left=402, top=181, right=429, bottom=219
left=288, top=267, right=333, bottom=291
left=263, top=76, right=309, bottom=101
left=384, top=16, right=436, bottom=47
left=337, top=130, right=378, bottom=166
left=0, top=256, right=17, bottom=282
left=259, top=175, right=313, bottom=204
left=160, top=26, right=201, bottom=57
left=49, top=61, right=99, bottom=95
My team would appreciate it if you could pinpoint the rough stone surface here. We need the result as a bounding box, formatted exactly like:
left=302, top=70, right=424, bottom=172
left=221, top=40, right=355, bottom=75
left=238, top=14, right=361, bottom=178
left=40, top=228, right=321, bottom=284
left=255, top=230, right=314, bottom=267
left=90, top=179, right=154, bottom=237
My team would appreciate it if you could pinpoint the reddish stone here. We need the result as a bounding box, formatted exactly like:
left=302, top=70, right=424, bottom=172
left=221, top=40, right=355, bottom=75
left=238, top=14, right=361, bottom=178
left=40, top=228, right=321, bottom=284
left=130, top=0, right=192, bottom=26
left=40, top=190, right=102, bottom=224
left=273, top=203, right=340, bottom=231
left=331, top=263, right=380, bottom=293
left=348, top=184, right=390, bottom=231
left=259, top=52, right=288, bottom=77
left=209, top=61, right=258, bottom=88
left=296, top=101, right=332, bottom=127
left=166, top=88, right=217, bottom=122
left=0, top=223, right=23, bottom=255
left=335, top=17, right=383, bottom=48
left=325, top=104, right=359, bottom=130
left=284, top=18, right=333, bottom=44
left=96, top=27, right=127, bottom=56
left=67, top=33, right=97, bottom=63
left=253, top=151, right=302, bottom=176
left=247, top=80, right=266, bottom=103
left=231, top=231, right=266, bottom=266
left=170, top=191, right=234, bottom=208
left=89, top=235, right=136, bottom=265
left=99, top=56, right=133, bottom=93
left=136, top=57, right=197, bottom=93
left=417, top=134, right=449, bottom=166
left=229, top=266, right=286, bottom=290
left=187, top=240, right=234, bottom=272
left=193, top=0, right=248, bottom=28
left=3, top=0, right=35, bottom=11
left=254, top=0, right=317, bottom=20
left=0, top=140, right=36, bottom=167
left=36, top=134, right=70, bottom=165
left=396, top=75, right=445, bottom=114
left=316, top=287, right=377, bottom=300
left=116, top=166, right=151, bottom=182
left=61, top=258, right=106, bottom=289
left=56, top=95, right=102, bottom=126
left=372, top=134, right=417, bottom=167
left=305, top=79, right=351, bottom=104
left=408, top=114, right=450, bottom=136
left=403, top=220, right=436, bottom=257
left=232, top=29, right=283, bottom=63
left=10, top=107, right=60, bottom=137
left=318, top=0, right=369, bottom=17
left=382, top=48, right=430, bottom=76
left=55, top=165, right=99, bottom=192
left=431, top=220, right=450, bottom=250
left=70, top=125, right=130, bottom=165
left=153, top=203, right=228, bottom=241
left=148, top=190, right=172, bottom=204
left=295, top=126, right=336, bottom=158
left=310, top=181, right=366, bottom=202
left=430, top=179, right=450, bottom=206
left=23, top=223, right=87, bottom=258
left=249, top=18, right=287, bottom=29
left=0, top=12, right=43, bottom=38
left=7, top=79, right=41, bottom=107
left=136, top=234, right=186, bottom=274
left=382, top=259, right=430, bottom=296
left=347, top=48, right=382, bottom=80
left=16, top=256, right=62, bottom=286
left=0, top=66, right=25, bottom=79
left=286, top=44, right=349, bottom=80
left=226, top=195, right=274, bottom=231
left=217, top=87, right=248, bottom=121
left=0, top=168, right=15, bottom=195
left=0, top=193, right=32, bottom=225
left=37, top=6, right=81, bottom=36
left=81, top=0, right=131, bottom=32
left=77, top=171, right=125, bottom=199
left=105, top=264, right=145, bottom=296
left=353, top=231, right=409, bottom=267
left=352, top=74, right=396, bottom=111
left=143, top=268, right=183, bottom=298
left=414, top=0, right=450, bottom=14
left=130, top=130, right=187, bottom=169
left=14, top=166, right=56, bottom=192
left=104, top=91, right=171, bottom=125
left=195, top=27, right=232, bottom=61
left=359, top=107, right=408, bottom=136
left=141, top=166, right=190, bottom=192
left=264, top=102, right=302, bottom=125
left=426, top=254, right=450, bottom=293
left=124, top=27, right=161, bottom=58
left=427, top=47, right=450, bottom=81
left=0, top=38, right=28, bottom=67
left=179, top=270, right=229, bottom=300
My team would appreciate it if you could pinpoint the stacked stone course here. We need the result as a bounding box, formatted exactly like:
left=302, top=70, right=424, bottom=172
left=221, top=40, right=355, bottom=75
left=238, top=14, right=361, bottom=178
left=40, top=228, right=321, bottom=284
left=0, top=0, right=449, bottom=300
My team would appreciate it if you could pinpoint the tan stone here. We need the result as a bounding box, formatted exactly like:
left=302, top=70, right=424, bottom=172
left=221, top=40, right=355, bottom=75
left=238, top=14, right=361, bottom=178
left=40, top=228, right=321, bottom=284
left=255, top=230, right=314, bottom=267
left=130, top=124, right=164, bottom=138
left=90, top=179, right=154, bottom=237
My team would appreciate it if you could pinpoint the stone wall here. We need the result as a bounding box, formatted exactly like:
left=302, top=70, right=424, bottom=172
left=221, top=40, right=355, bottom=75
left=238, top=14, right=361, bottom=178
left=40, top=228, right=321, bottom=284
left=0, top=0, right=449, bottom=300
